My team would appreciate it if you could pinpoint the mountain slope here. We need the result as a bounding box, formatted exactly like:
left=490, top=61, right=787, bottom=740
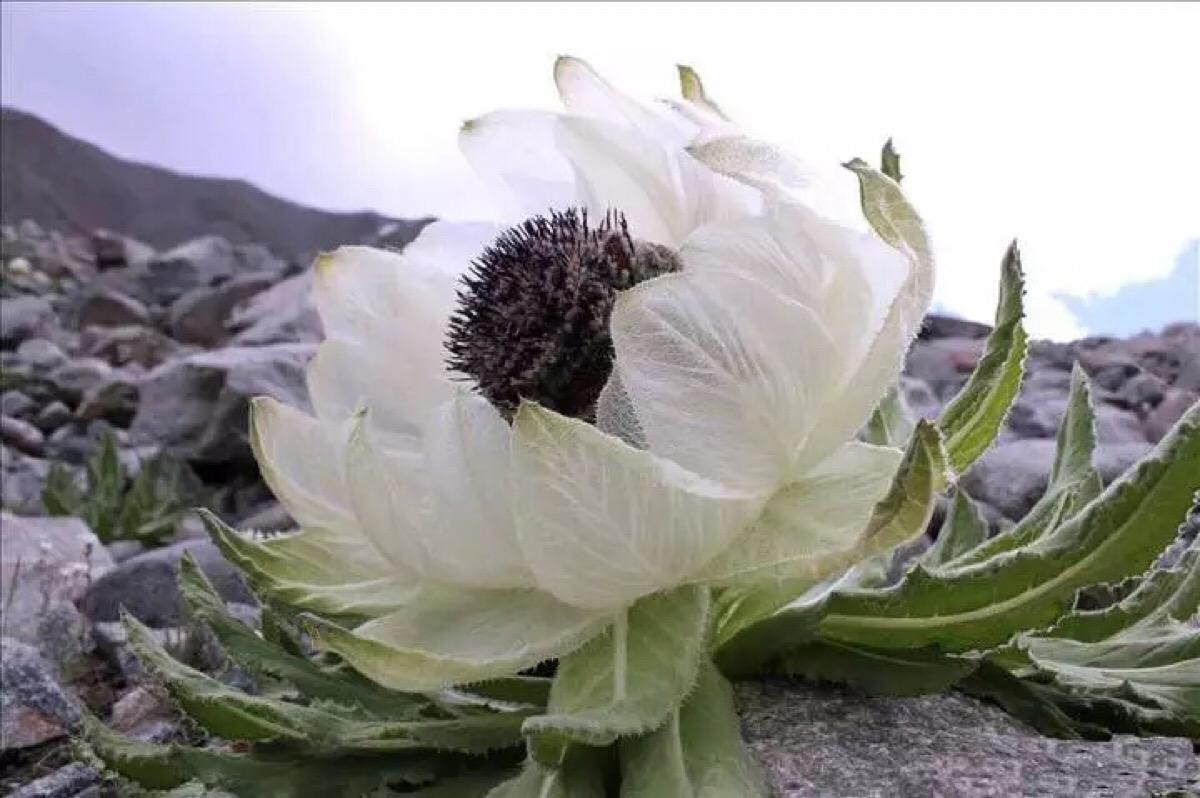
left=1, top=106, right=429, bottom=259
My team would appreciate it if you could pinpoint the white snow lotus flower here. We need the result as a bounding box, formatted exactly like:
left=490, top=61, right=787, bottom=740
left=205, top=58, right=935, bottom=693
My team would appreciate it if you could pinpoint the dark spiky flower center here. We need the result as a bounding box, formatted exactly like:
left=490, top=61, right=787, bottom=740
left=445, top=209, right=680, bottom=419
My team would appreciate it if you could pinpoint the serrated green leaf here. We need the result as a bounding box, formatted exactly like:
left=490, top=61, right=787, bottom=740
left=82, top=715, right=445, bottom=798
left=201, top=509, right=412, bottom=620
left=861, top=384, right=915, bottom=448
left=880, top=138, right=903, bottom=183
left=922, top=490, right=989, bottom=569
left=713, top=422, right=945, bottom=671
left=955, top=662, right=1097, bottom=740
left=123, top=609, right=529, bottom=755
left=842, top=158, right=930, bottom=267
left=816, top=403, right=1200, bottom=652
left=937, top=242, right=1028, bottom=476
left=1020, top=628, right=1200, bottom=733
left=524, top=586, right=709, bottom=763
left=178, top=555, right=429, bottom=719
left=462, top=677, right=553, bottom=709
left=1039, top=543, right=1199, bottom=644
left=618, top=661, right=769, bottom=797
left=780, top=640, right=979, bottom=697
left=945, top=363, right=1101, bottom=572
left=1049, top=364, right=1099, bottom=490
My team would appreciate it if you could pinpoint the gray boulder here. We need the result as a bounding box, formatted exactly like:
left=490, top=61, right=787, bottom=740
left=33, top=401, right=72, bottom=432
left=75, top=376, right=139, bottom=425
left=0, top=446, right=49, bottom=513
left=168, top=272, right=276, bottom=346
left=227, top=269, right=322, bottom=345
left=1146, top=389, right=1199, bottom=443
left=960, top=438, right=1152, bottom=521
left=81, top=539, right=255, bottom=627
left=79, top=323, right=189, bottom=368
left=7, top=762, right=99, bottom=798
left=0, top=296, right=55, bottom=347
left=904, top=338, right=984, bottom=401
left=0, top=415, right=45, bottom=455
left=1006, top=391, right=1147, bottom=444
left=739, top=681, right=1199, bottom=797
left=14, top=338, right=67, bottom=371
left=0, top=390, right=35, bottom=419
left=129, top=343, right=314, bottom=463
left=44, top=357, right=115, bottom=404
left=137, top=236, right=287, bottom=307
left=0, top=639, right=80, bottom=751
left=0, top=514, right=115, bottom=663
left=75, top=288, right=150, bottom=328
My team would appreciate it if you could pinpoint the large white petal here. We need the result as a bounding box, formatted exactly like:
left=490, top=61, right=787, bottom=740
left=793, top=164, right=936, bottom=471
left=421, top=393, right=533, bottom=589
left=554, top=56, right=680, bottom=141
left=307, top=245, right=458, bottom=432
left=555, top=115, right=681, bottom=245
left=343, top=413, right=431, bottom=579
left=306, top=587, right=608, bottom=691
left=611, top=268, right=842, bottom=493
left=511, top=403, right=762, bottom=610
left=459, top=110, right=578, bottom=219
left=249, top=397, right=353, bottom=531
left=695, top=441, right=904, bottom=585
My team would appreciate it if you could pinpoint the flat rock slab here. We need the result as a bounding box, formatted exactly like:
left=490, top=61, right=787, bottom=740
left=738, top=680, right=1198, bottom=797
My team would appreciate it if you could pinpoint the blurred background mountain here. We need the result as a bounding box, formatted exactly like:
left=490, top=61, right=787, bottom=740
left=1, top=107, right=429, bottom=260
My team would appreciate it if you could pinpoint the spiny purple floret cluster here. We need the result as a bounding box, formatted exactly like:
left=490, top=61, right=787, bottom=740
left=445, top=208, right=678, bottom=419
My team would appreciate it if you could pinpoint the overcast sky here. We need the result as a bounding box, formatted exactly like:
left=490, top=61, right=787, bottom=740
left=3, top=2, right=1197, bottom=339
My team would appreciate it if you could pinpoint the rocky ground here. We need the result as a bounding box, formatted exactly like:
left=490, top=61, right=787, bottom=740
left=1, top=220, right=1197, bottom=796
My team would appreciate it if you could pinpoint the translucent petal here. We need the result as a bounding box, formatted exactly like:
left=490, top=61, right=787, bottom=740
left=306, top=588, right=608, bottom=691
left=555, top=115, right=681, bottom=245
left=795, top=164, right=936, bottom=471
left=421, top=393, right=533, bottom=589
left=343, top=413, right=431, bottom=579
left=306, top=245, right=459, bottom=432
left=611, top=268, right=842, bottom=493
left=511, top=404, right=762, bottom=610
left=688, top=135, right=863, bottom=228
left=554, top=56, right=677, bottom=140
left=459, top=110, right=577, bottom=219
left=249, top=396, right=352, bottom=532
left=695, top=441, right=904, bottom=585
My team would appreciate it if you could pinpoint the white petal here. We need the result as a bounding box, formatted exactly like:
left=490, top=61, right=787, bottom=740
left=421, top=393, right=532, bottom=589
left=556, top=116, right=758, bottom=246
left=696, top=441, right=904, bottom=585
left=307, top=245, right=458, bottom=432
left=795, top=164, right=936, bottom=471
left=555, top=115, right=681, bottom=245
left=306, top=587, right=608, bottom=691
left=611, top=268, right=842, bottom=493
left=249, top=397, right=353, bottom=531
left=688, top=135, right=862, bottom=228
left=511, top=403, right=762, bottom=610
left=459, top=110, right=577, bottom=218
left=402, top=219, right=499, bottom=278
left=343, top=412, right=431, bottom=579
left=554, top=56, right=676, bottom=139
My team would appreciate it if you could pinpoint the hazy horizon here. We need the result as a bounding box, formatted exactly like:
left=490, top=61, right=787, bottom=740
left=3, top=1, right=1198, bottom=341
